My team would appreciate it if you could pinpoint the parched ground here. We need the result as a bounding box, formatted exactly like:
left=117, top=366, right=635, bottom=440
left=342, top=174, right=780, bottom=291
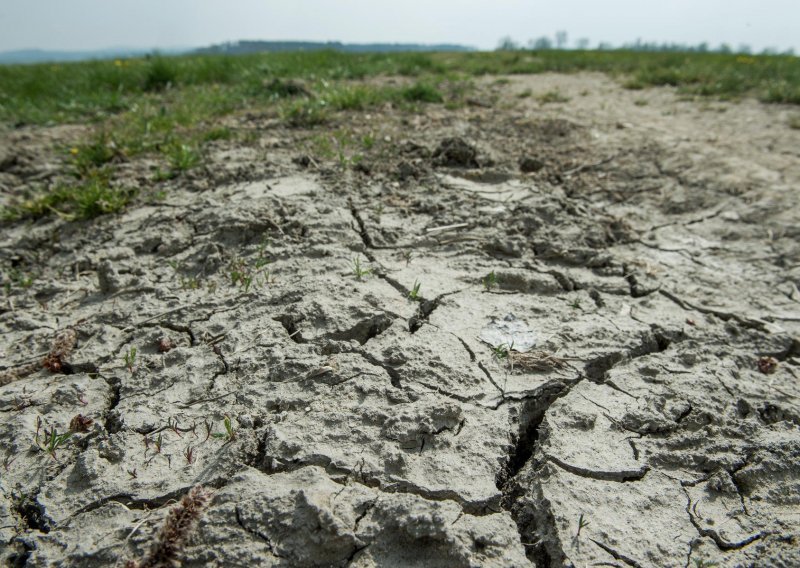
left=1, top=72, right=799, bottom=567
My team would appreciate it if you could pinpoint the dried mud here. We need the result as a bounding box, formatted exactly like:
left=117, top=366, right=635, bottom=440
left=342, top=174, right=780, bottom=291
left=1, top=73, right=799, bottom=567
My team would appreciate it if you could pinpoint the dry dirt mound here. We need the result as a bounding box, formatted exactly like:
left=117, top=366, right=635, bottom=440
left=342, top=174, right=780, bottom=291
left=1, top=73, right=799, bottom=567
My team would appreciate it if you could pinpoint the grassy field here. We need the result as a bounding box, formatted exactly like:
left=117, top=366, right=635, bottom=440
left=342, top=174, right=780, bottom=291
left=1, top=49, right=798, bottom=221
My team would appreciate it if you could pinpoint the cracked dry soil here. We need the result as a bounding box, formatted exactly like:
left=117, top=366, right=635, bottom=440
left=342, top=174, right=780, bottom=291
left=1, top=73, right=799, bottom=567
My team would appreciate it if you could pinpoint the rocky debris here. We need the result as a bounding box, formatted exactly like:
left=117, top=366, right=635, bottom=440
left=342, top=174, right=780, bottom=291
left=431, top=137, right=480, bottom=168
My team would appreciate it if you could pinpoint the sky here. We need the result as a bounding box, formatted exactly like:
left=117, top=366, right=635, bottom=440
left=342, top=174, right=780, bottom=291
left=0, top=0, right=797, bottom=53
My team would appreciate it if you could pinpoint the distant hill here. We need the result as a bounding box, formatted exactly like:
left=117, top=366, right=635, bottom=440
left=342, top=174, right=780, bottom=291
left=0, top=41, right=473, bottom=66
left=0, top=47, right=188, bottom=65
left=194, top=40, right=474, bottom=55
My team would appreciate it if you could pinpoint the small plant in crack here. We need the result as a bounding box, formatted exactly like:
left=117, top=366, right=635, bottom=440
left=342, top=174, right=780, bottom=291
left=212, top=415, right=236, bottom=443
left=483, top=271, right=498, bottom=292
left=229, top=257, right=270, bottom=292
left=124, top=347, right=137, bottom=373
left=408, top=279, right=422, bottom=301
left=401, top=250, right=413, bottom=266
left=183, top=446, right=196, bottom=465
left=351, top=256, right=372, bottom=280
left=491, top=342, right=511, bottom=362
left=153, top=433, right=163, bottom=454
left=35, top=424, right=72, bottom=460
left=575, top=513, right=590, bottom=538
left=569, top=298, right=582, bottom=310
left=180, top=276, right=201, bottom=290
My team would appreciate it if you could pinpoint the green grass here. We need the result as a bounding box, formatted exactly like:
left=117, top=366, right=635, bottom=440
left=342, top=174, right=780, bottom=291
left=3, top=50, right=797, bottom=127
left=2, top=177, right=135, bottom=221
left=1, top=49, right=798, bottom=222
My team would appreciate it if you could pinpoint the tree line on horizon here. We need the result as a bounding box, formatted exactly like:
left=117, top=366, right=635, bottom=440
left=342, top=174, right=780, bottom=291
left=497, top=31, right=795, bottom=56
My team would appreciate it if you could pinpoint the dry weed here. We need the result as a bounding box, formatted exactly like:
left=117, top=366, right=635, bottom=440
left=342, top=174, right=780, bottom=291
left=125, top=485, right=213, bottom=568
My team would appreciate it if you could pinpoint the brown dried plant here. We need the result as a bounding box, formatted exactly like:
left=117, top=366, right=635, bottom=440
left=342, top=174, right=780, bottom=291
left=0, top=328, right=77, bottom=386
left=508, top=350, right=570, bottom=372
left=125, top=485, right=213, bottom=568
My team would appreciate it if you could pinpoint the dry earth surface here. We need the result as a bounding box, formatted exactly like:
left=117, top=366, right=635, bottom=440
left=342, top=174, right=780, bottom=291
left=1, top=73, right=800, bottom=567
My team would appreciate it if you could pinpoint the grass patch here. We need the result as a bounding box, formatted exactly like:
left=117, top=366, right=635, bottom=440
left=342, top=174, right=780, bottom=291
left=2, top=48, right=799, bottom=222
left=2, top=177, right=135, bottom=221
left=401, top=82, right=444, bottom=103
left=282, top=99, right=329, bottom=127
left=1, top=50, right=798, bottom=126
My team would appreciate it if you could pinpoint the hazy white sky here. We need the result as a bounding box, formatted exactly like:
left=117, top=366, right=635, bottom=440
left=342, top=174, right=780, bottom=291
left=0, top=0, right=796, bottom=53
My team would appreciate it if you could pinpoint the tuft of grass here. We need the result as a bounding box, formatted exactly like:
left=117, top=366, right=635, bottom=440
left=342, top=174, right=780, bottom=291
left=34, top=418, right=72, bottom=461
left=2, top=178, right=134, bottom=221
left=491, top=343, right=511, bottom=362
left=283, top=99, right=329, bottom=127
left=326, top=84, right=389, bottom=110
left=3, top=267, right=35, bottom=292
left=762, top=81, right=800, bottom=104
left=124, top=347, right=137, bottom=372
left=72, top=131, right=122, bottom=174
left=401, top=82, right=444, bottom=103
left=166, top=143, right=200, bottom=172
left=408, top=279, right=422, bottom=301
left=143, top=57, right=178, bottom=92
left=212, top=415, right=236, bottom=443
left=351, top=256, right=372, bottom=280
left=483, top=271, right=498, bottom=291
left=228, top=256, right=270, bottom=292
left=201, top=126, right=233, bottom=142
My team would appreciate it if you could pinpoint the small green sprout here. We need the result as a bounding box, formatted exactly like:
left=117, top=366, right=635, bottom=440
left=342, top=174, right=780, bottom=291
left=229, top=257, right=268, bottom=292
left=569, top=299, right=582, bottom=310
left=483, top=271, right=498, bottom=291
left=408, top=280, right=422, bottom=301
left=180, top=276, right=201, bottom=290
left=213, top=415, right=236, bottom=443
left=154, top=432, right=163, bottom=454
left=351, top=256, right=372, bottom=280
left=124, top=347, right=137, bottom=372
left=35, top=424, right=72, bottom=460
left=576, top=513, right=590, bottom=537
left=491, top=343, right=511, bottom=361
